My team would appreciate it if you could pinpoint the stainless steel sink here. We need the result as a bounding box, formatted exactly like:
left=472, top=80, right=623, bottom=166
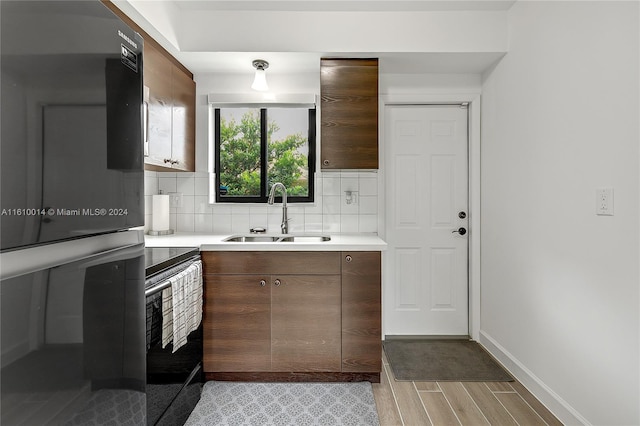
left=223, top=235, right=283, bottom=242
left=279, top=235, right=331, bottom=242
left=222, top=234, right=331, bottom=243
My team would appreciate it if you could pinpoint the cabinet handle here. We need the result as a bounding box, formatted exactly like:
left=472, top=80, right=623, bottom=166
left=171, top=160, right=180, bottom=165
left=259, top=279, right=266, bottom=287
left=345, top=255, right=352, bottom=263
left=164, top=158, right=172, bottom=164
left=274, top=279, right=281, bottom=287
left=323, top=159, right=330, bottom=166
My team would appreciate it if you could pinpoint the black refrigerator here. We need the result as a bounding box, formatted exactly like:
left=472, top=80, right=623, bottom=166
left=1, top=1, right=147, bottom=424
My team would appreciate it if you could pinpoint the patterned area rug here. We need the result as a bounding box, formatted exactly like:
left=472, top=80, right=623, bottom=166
left=184, top=381, right=380, bottom=426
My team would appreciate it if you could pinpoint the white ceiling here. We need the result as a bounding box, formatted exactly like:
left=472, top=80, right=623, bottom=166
left=123, top=0, right=515, bottom=75
left=172, top=0, right=516, bottom=12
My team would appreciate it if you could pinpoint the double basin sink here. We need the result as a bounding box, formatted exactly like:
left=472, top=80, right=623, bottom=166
left=223, top=234, right=331, bottom=243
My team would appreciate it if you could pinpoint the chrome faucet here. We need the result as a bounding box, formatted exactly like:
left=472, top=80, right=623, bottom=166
left=268, top=182, right=289, bottom=234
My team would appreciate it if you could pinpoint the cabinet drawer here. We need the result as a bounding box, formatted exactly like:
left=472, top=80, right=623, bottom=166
left=202, top=251, right=341, bottom=275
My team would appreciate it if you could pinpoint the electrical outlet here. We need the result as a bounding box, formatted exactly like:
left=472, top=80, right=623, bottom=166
left=596, top=187, right=614, bottom=216
left=169, top=192, right=183, bottom=208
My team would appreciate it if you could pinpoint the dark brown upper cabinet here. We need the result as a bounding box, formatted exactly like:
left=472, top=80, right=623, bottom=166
left=143, top=42, right=196, bottom=172
left=102, top=1, right=195, bottom=172
left=320, top=58, right=379, bottom=170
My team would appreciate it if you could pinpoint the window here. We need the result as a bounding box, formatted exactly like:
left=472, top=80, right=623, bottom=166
left=214, top=106, right=315, bottom=203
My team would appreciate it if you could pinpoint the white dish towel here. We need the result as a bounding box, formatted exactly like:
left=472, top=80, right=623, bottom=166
left=161, top=260, right=203, bottom=352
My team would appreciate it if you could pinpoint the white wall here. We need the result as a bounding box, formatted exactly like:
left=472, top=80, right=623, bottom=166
left=177, top=10, right=507, bottom=54
left=480, top=2, right=639, bottom=424
left=380, top=73, right=482, bottom=96
left=124, top=1, right=508, bottom=56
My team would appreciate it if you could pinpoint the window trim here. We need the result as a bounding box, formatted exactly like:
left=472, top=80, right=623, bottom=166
left=214, top=107, right=316, bottom=204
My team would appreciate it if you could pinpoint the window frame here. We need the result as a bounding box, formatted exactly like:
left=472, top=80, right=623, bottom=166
left=214, top=106, right=316, bottom=204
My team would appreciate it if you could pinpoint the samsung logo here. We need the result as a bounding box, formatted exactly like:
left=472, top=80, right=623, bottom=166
left=118, top=30, right=138, bottom=49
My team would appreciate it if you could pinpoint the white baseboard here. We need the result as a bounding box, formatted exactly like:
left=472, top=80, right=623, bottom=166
left=478, top=330, right=589, bottom=426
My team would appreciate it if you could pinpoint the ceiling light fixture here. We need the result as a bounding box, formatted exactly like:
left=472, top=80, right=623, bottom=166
left=251, top=59, right=269, bottom=91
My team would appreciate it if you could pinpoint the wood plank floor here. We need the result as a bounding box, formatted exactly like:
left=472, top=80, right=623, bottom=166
left=372, top=351, right=563, bottom=425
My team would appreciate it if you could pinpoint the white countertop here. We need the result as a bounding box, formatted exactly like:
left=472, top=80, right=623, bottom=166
left=145, top=232, right=387, bottom=251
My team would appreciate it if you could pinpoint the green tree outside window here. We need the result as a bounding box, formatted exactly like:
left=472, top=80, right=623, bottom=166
left=216, top=107, right=315, bottom=202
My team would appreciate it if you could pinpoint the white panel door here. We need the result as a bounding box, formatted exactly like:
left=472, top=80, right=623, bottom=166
left=384, top=105, right=469, bottom=336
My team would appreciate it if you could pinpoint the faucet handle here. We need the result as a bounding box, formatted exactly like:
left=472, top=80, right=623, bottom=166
left=281, top=217, right=292, bottom=234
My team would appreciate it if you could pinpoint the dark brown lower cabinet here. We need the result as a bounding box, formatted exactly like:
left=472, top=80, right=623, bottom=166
left=202, top=251, right=381, bottom=382
left=342, top=251, right=382, bottom=373
left=204, top=274, right=271, bottom=372
left=271, top=274, right=341, bottom=372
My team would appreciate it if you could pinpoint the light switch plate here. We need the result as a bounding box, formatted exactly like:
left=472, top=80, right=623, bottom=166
left=596, top=187, right=614, bottom=216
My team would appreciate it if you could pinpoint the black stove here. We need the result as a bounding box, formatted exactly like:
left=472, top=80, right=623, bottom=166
left=145, top=247, right=199, bottom=277
left=144, top=246, right=202, bottom=426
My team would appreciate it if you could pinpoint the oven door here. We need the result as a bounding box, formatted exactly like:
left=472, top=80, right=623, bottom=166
left=0, top=240, right=145, bottom=425
left=145, top=257, right=203, bottom=426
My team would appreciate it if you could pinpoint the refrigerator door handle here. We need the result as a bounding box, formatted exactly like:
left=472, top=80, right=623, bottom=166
left=0, top=229, right=144, bottom=280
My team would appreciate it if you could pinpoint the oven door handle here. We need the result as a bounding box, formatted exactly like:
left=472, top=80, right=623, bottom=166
left=145, top=279, right=173, bottom=297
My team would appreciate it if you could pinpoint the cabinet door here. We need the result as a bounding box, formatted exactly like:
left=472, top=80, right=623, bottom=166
left=320, top=58, right=378, bottom=169
left=170, top=67, right=196, bottom=171
left=342, top=252, right=382, bottom=372
left=144, top=42, right=173, bottom=168
left=271, top=275, right=342, bottom=372
left=203, top=275, right=271, bottom=372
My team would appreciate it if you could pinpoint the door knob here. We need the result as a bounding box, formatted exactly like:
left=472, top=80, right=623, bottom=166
left=452, top=227, right=467, bottom=235
left=458, top=211, right=467, bottom=219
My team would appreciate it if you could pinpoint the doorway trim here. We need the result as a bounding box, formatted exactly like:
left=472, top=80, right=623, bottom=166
left=379, top=92, right=481, bottom=341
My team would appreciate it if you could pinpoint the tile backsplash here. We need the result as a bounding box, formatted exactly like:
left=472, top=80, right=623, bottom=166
left=144, top=171, right=379, bottom=235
